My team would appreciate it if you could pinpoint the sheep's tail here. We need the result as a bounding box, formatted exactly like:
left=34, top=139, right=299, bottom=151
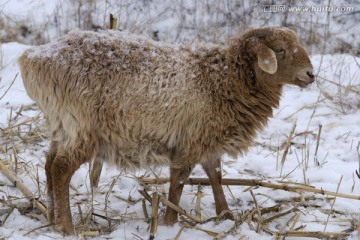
left=18, top=49, right=37, bottom=101
left=18, top=49, right=55, bottom=107
left=18, top=49, right=59, bottom=132
left=18, top=49, right=85, bottom=151
left=19, top=49, right=56, bottom=120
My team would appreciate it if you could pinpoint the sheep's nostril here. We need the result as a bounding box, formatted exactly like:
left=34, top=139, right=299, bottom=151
left=307, top=71, right=315, bottom=79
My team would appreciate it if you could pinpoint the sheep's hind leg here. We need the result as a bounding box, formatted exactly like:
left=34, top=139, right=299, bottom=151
left=163, top=164, right=194, bottom=225
left=45, top=141, right=58, bottom=223
left=202, top=158, right=233, bottom=220
left=90, top=158, right=103, bottom=190
left=51, top=142, right=95, bottom=234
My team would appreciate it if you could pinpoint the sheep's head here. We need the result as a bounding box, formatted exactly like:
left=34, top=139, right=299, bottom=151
left=241, top=27, right=315, bottom=88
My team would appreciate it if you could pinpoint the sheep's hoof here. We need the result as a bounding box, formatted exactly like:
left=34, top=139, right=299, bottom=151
left=163, top=212, right=178, bottom=226
left=47, top=211, right=54, bottom=224
left=55, top=223, right=75, bottom=235
left=217, top=210, right=235, bottom=221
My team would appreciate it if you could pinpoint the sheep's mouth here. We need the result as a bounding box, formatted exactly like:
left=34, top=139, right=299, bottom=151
left=294, top=77, right=315, bottom=88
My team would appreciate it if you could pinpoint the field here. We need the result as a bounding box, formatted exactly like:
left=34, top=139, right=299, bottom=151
left=0, top=1, right=359, bottom=239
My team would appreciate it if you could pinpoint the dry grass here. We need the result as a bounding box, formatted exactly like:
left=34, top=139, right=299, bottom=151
left=0, top=12, right=49, bottom=45
left=315, top=55, right=360, bottom=114
left=317, top=76, right=360, bottom=114
left=0, top=0, right=359, bottom=57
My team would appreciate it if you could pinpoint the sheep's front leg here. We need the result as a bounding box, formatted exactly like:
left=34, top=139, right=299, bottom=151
left=164, top=164, right=194, bottom=225
left=45, top=141, right=58, bottom=223
left=202, top=158, right=232, bottom=219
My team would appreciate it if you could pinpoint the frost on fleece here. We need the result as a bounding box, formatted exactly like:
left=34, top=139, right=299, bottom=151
left=18, top=28, right=310, bottom=170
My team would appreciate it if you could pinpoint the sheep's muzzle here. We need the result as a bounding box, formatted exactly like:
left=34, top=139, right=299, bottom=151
left=294, top=67, right=315, bottom=88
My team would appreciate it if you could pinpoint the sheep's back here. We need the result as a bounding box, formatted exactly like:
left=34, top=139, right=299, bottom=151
left=18, top=30, right=209, bottom=168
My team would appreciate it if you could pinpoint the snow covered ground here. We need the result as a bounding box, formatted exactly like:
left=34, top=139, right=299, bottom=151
left=1, top=1, right=360, bottom=240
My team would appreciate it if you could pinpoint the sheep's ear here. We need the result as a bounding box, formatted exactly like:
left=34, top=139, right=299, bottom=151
left=256, top=46, right=277, bottom=74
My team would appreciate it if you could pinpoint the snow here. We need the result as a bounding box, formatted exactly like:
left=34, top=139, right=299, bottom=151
left=0, top=1, right=360, bottom=240
left=0, top=43, right=32, bottom=107
left=1, top=0, right=57, bottom=22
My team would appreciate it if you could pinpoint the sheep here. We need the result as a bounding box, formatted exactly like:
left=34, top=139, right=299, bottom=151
left=18, top=27, right=315, bottom=234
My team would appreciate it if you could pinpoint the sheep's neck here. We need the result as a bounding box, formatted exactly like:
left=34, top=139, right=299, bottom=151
left=214, top=66, right=283, bottom=156
left=238, top=74, right=281, bottom=115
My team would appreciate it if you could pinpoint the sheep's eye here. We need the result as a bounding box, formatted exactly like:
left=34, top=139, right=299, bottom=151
left=274, top=48, right=284, bottom=53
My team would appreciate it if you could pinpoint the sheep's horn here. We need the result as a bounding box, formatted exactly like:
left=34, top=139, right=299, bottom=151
left=244, top=28, right=274, bottom=39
